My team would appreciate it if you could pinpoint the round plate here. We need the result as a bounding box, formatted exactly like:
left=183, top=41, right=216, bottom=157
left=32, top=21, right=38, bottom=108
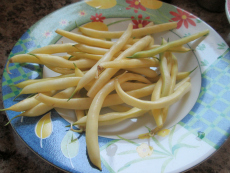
left=2, top=1, right=230, bottom=173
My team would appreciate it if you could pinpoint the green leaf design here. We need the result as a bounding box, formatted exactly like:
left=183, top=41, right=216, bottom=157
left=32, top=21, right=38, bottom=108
left=196, top=19, right=202, bottom=23
left=61, top=131, right=79, bottom=168
left=168, top=125, right=176, bottom=151
left=118, top=156, right=166, bottom=172
left=200, top=59, right=209, bottom=66
left=153, top=150, right=171, bottom=156
left=161, top=157, right=174, bottom=173
left=177, top=128, right=198, bottom=144
left=184, top=33, right=191, bottom=37
left=117, top=135, right=140, bottom=146
left=100, top=139, right=120, bottom=151
left=217, top=43, right=226, bottom=49
left=172, top=143, right=198, bottom=155
left=151, top=136, right=171, bottom=155
left=118, top=150, right=137, bottom=155
left=196, top=44, right=206, bottom=51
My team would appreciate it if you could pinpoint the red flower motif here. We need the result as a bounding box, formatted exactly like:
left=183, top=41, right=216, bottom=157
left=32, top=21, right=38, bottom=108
left=126, top=0, right=146, bottom=13
left=90, top=13, right=106, bottom=22
left=131, top=14, right=150, bottom=29
left=170, top=8, right=196, bottom=29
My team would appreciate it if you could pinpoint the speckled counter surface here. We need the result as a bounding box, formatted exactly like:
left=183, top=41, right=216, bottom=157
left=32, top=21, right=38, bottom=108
left=0, top=0, right=230, bottom=172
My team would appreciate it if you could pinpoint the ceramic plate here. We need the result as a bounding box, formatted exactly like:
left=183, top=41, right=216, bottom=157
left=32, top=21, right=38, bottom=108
left=226, top=0, right=230, bottom=23
left=2, top=0, right=230, bottom=172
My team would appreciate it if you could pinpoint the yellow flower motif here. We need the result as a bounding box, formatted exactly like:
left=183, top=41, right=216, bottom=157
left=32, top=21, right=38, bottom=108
left=79, top=10, right=86, bottom=16
left=136, top=143, right=153, bottom=158
left=138, top=132, right=150, bottom=139
left=140, top=0, right=163, bottom=10
left=81, top=22, right=108, bottom=32
left=157, top=129, right=170, bottom=137
left=85, top=0, right=117, bottom=9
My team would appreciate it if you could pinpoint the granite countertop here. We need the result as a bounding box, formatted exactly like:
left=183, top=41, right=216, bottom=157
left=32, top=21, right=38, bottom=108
left=0, top=0, right=230, bottom=172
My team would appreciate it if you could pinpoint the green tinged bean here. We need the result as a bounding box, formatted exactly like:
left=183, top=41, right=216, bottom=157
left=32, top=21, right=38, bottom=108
left=127, top=30, right=209, bottom=59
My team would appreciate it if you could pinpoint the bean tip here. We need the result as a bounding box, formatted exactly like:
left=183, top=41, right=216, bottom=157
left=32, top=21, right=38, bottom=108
left=13, top=92, right=22, bottom=101
left=6, top=60, right=12, bottom=74
left=68, top=55, right=74, bottom=60
left=0, top=108, right=7, bottom=112
left=126, top=56, right=133, bottom=59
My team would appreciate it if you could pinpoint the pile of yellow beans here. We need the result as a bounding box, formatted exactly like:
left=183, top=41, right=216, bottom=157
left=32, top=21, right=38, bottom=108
left=4, top=21, right=209, bottom=170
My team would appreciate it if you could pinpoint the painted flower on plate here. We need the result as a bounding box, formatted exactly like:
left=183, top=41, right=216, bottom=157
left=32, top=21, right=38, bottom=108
left=82, top=13, right=108, bottom=31
left=136, top=143, right=153, bottom=158
left=59, top=19, right=68, bottom=26
left=90, top=13, right=106, bottom=22
left=43, top=31, right=52, bottom=38
left=131, top=14, right=151, bottom=29
left=79, top=10, right=86, bottom=16
left=170, top=8, right=196, bottom=29
left=126, top=0, right=146, bottom=13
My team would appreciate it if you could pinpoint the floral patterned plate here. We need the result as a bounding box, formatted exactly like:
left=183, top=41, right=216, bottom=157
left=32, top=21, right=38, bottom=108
left=2, top=0, right=230, bottom=173
left=226, top=0, right=230, bottom=23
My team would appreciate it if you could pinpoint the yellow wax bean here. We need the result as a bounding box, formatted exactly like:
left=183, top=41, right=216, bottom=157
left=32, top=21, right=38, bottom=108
left=74, top=44, right=110, bottom=55
left=176, top=66, right=197, bottom=80
left=9, top=54, right=42, bottom=64
left=74, top=44, right=123, bottom=57
left=45, top=65, right=75, bottom=74
left=0, top=91, right=55, bottom=112
left=128, top=38, right=141, bottom=44
left=87, top=35, right=153, bottom=98
left=146, top=45, right=191, bottom=53
left=162, top=53, right=178, bottom=123
left=35, top=83, right=155, bottom=110
left=115, top=80, right=191, bottom=110
left=19, top=77, right=81, bottom=95
left=56, top=29, right=130, bottom=50
left=79, top=22, right=177, bottom=39
left=35, top=54, right=97, bottom=69
left=121, top=82, right=151, bottom=91
left=108, top=105, right=131, bottom=112
left=74, top=107, right=147, bottom=126
left=68, top=52, right=103, bottom=61
left=69, top=24, right=133, bottom=100
left=125, top=67, right=158, bottom=78
left=74, top=109, right=85, bottom=131
left=74, top=93, right=85, bottom=131
left=151, top=78, right=163, bottom=127
left=128, top=30, right=209, bottom=59
left=175, top=77, right=191, bottom=90
left=85, top=72, right=150, bottom=169
left=14, top=73, right=76, bottom=88
left=7, top=54, right=42, bottom=73
left=160, top=54, right=171, bottom=97
left=29, top=43, right=78, bottom=54
left=6, top=87, right=76, bottom=125
left=61, top=54, right=72, bottom=60
left=147, top=71, right=192, bottom=84
left=99, top=58, right=159, bottom=69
